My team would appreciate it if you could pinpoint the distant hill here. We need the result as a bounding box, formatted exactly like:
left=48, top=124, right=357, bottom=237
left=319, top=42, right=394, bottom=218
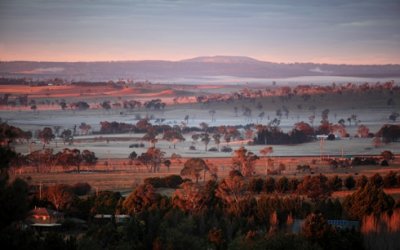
left=181, top=56, right=263, bottom=64
left=1, top=56, right=400, bottom=82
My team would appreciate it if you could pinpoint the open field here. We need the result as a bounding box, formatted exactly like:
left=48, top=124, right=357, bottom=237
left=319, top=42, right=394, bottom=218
left=11, top=155, right=400, bottom=195
left=2, top=81, right=400, bottom=195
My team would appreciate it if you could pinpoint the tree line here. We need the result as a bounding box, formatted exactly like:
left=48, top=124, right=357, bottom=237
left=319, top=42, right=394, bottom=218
left=1, top=143, right=400, bottom=249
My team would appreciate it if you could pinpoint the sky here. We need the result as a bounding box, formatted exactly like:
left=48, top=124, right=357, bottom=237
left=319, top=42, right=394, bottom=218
left=0, top=0, right=399, bottom=64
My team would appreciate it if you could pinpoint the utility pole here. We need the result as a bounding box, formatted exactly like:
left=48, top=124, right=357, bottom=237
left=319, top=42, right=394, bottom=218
left=319, top=137, right=325, bottom=160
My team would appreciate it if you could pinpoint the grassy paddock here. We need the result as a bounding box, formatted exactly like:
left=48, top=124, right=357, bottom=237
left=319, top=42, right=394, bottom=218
left=11, top=156, right=400, bottom=196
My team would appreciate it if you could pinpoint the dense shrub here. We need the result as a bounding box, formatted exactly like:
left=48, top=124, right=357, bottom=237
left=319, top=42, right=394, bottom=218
left=351, top=157, right=378, bottom=166
left=72, top=182, right=92, bottom=196
left=383, top=171, right=398, bottom=188
left=328, top=175, right=342, bottom=191
left=129, top=143, right=145, bottom=148
left=248, top=178, right=264, bottom=194
left=144, top=175, right=183, bottom=189
left=344, top=176, right=356, bottom=190
left=376, top=124, right=400, bottom=143
left=144, top=177, right=164, bottom=188
left=381, top=150, right=394, bottom=161
left=343, top=182, right=395, bottom=220
left=327, top=134, right=335, bottom=140
left=220, top=146, right=232, bottom=153
left=163, top=175, right=184, bottom=188
left=254, top=126, right=313, bottom=145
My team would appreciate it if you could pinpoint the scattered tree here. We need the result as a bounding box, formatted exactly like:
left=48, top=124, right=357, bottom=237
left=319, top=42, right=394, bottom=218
left=181, top=158, right=209, bottom=183
left=232, top=146, right=259, bottom=177
left=37, top=127, right=55, bottom=149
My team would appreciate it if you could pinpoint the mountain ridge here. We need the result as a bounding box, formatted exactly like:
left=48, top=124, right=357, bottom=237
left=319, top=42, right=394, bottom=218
left=180, top=56, right=265, bottom=64
left=1, top=56, right=400, bottom=82
left=3, top=55, right=400, bottom=66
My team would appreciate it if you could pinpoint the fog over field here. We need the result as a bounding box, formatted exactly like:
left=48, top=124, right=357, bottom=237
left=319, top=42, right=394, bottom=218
left=2, top=78, right=399, bottom=159
left=1, top=1, right=400, bottom=249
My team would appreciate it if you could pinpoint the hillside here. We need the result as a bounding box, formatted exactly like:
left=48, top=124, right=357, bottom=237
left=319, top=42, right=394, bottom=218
left=1, top=56, right=400, bottom=82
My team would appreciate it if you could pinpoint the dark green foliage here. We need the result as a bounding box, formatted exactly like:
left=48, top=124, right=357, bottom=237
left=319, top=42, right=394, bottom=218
left=289, top=178, right=300, bottom=192
left=254, top=125, right=313, bottom=145
left=208, top=227, right=226, bottom=250
left=90, top=191, right=122, bottom=215
left=0, top=147, right=29, bottom=230
left=297, top=175, right=331, bottom=201
left=37, top=127, right=55, bottom=148
left=327, top=134, right=335, bottom=140
left=383, top=171, right=398, bottom=188
left=356, top=175, right=368, bottom=188
left=67, top=196, right=94, bottom=220
left=0, top=122, right=29, bottom=146
left=228, top=170, right=242, bottom=178
left=143, top=177, right=164, bottom=188
left=264, top=177, right=276, bottom=193
left=0, top=144, right=382, bottom=250
left=72, top=182, right=91, bottom=196
left=128, top=151, right=137, bottom=160
left=0, top=178, right=29, bottom=229
left=302, top=213, right=334, bottom=247
left=163, top=174, right=183, bottom=188
left=144, top=174, right=183, bottom=188
left=328, top=175, right=343, bottom=191
left=381, top=150, right=394, bottom=161
left=123, top=216, right=146, bottom=248
left=42, top=232, right=77, bottom=250
left=381, top=159, right=389, bottom=166
left=343, top=182, right=395, bottom=220
left=344, top=175, right=356, bottom=190
left=0, top=228, right=41, bottom=250
left=248, top=177, right=264, bottom=194
left=80, top=223, right=121, bottom=249
left=314, top=199, right=342, bottom=219
left=229, top=232, right=321, bottom=250
left=71, top=101, right=89, bottom=111
left=157, top=215, right=207, bottom=250
left=255, top=195, right=309, bottom=225
left=81, top=150, right=97, bottom=166
left=301, top=212, right=364, bottom=250
left=376, top=124, right=400, bottom=143
left=163, top=159, right=171, bottom=171
left=276, top=176, right=289, bottom=193
left=0, top=146, right=16, bottom=180
left=369, top=173, right=383, bottom=188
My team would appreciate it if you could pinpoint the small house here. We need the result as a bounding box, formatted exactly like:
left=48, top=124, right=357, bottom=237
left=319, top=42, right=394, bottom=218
left=28, top=207, right=64, bottom=226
